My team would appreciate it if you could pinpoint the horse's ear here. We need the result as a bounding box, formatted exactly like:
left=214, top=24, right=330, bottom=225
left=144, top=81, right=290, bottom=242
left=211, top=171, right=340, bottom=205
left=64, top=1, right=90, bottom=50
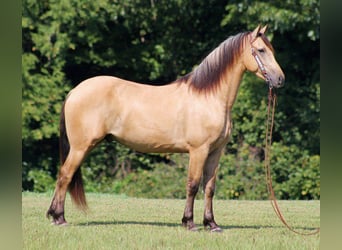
left=259, top=25, right=268, bottom=35
left=251, top=25, right=261, bottom=39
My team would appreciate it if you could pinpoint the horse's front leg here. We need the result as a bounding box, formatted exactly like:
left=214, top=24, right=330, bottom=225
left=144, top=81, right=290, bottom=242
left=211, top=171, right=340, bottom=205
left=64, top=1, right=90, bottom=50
left=202, top=148, right=224, bottom=232
left=182, top=146, right=209, bottom=231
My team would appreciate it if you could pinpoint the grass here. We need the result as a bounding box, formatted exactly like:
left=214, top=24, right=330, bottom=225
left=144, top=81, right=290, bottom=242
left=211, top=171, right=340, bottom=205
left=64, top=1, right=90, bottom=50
left=22, top=192, right=320, bottom=249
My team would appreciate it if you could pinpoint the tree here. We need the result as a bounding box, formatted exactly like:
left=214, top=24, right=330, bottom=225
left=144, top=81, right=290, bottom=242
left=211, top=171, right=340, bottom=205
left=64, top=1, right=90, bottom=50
left=22, top=0, right=319, bottom=199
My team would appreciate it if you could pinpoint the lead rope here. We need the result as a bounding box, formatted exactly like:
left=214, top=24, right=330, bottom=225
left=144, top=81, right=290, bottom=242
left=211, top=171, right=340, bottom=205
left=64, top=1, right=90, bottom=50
left=264, top=87, right=320, bottom=235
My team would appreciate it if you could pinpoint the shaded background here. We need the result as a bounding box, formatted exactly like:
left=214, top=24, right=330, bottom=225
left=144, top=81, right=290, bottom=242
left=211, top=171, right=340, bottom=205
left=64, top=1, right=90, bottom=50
left=0, top=0, right=335, bottom=249
left=22, top=0, right=320, bottom=200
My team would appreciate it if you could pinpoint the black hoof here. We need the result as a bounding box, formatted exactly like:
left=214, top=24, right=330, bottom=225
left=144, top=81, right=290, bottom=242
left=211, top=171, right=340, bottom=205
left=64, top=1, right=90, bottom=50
left=203, top=219, right=222, bottom=232
left=46, top=209, right=67, bottom=225
left=182, top=219, right=198, bottom=231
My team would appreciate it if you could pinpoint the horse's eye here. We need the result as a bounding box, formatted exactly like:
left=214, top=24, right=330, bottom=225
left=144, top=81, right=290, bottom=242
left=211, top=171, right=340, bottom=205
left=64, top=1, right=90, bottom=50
left=258, top=49, right=265, bottom=53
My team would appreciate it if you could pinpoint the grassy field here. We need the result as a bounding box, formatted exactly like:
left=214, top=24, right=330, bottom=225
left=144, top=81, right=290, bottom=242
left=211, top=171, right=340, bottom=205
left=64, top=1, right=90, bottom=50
left=22, top=192, right=320, bottom=249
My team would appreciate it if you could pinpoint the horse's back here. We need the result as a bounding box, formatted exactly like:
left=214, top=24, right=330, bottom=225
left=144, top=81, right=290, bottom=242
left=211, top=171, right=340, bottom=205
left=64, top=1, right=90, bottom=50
left=69, top=75, right=135, bottom=96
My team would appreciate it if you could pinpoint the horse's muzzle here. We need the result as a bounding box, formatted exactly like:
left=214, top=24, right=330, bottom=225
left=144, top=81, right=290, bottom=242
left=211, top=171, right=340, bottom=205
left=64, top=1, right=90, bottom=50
left=269, top=75, right=285, bottom=88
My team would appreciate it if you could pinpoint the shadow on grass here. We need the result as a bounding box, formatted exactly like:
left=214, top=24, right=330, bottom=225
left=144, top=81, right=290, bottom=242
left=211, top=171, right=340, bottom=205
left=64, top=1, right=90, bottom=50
left=76, top=220, right=316, bottom=231
left=76, top=220, right=179, bottom=228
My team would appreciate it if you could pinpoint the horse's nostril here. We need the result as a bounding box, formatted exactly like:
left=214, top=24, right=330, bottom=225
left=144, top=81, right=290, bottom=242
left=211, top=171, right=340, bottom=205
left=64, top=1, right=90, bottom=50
left=279, top=76, right=285, bottom=84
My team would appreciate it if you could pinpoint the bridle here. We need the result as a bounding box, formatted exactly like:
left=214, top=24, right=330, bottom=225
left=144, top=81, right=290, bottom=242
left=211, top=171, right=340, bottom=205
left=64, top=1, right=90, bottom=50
left=251, top=47, right=271, bottom=85
left=251, top=35, right=320, bottom=235
left=250, top=36, right=271, bottom=86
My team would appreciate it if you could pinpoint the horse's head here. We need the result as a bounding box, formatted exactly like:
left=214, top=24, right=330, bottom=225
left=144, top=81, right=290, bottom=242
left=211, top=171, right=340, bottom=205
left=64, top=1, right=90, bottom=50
left=243, top=25, right=285, bottom=88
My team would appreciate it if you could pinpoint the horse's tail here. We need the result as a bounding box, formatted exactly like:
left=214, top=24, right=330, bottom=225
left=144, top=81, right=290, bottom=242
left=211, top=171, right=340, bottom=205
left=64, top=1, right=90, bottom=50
left=59, top=100, right=87, bottom=211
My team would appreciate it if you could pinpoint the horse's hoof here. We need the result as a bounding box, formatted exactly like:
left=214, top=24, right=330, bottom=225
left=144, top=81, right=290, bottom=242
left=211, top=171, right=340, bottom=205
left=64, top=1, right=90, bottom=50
left=183, top=224, right=198, bottom=232
left=210, top=227, right=223, bottom=233
left=189, top=226, right=199, bottom=232
left=182, top=220, right=198, bottom=231
left=51, top=221, right=68, bottom=226
left=50, top=216, right=68, bottom=226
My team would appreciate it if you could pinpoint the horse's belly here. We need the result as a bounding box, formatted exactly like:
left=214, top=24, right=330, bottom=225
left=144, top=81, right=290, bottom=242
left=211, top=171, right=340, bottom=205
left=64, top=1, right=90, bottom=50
left=114, top=134, right=188, bottom=153
left=108, top=119, right=188, bottom=153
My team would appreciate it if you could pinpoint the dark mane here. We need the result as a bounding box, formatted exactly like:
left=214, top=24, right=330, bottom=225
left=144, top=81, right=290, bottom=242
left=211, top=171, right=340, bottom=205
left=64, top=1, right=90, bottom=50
left=175, top=32, right=250, bottom=93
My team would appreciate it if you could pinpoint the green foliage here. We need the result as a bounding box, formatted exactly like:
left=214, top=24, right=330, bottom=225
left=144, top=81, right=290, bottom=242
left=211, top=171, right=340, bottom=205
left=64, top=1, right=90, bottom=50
left=222, top=0, right=319, bottom=40
left=110, top=155, right=188, bottom=199
left=80, top=141, right=161, bottom=193
left=216, top=142, right=320, bottom=200
left=271, top=143, right=320, bottom=199
left=22, top=0, right=320, bottom=200
left=216, top=144, right=266, bottom=200
left=27, top=169, right=55, bottom=192
left=112, top=164, right=187, bottom=199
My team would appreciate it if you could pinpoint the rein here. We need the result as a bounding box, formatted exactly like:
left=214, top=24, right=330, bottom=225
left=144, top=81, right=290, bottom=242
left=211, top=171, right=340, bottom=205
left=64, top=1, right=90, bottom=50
left=250, top=40, right=320, bottom=235
left=264, top=85, right=320, bottom=236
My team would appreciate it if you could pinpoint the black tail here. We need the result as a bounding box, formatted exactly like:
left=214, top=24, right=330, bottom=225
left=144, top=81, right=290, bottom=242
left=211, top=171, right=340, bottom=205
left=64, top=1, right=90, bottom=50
left=59, top=101, right=70, bottom=164
left=59, top=101, right=87, bottom=211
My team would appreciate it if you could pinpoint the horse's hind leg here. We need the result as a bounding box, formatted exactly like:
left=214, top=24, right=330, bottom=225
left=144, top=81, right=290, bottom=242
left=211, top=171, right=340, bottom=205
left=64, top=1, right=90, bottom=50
left=47, top=148, right=88, bottom=225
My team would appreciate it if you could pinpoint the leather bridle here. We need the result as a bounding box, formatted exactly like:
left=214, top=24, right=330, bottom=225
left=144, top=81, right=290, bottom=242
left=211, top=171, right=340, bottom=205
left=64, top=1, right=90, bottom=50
left=250, top=34, right=271, bottom=86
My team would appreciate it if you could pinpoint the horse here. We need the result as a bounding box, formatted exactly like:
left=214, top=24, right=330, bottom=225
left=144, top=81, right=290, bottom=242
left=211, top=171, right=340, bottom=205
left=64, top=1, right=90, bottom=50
left=47, top=25, right=284, bottom=232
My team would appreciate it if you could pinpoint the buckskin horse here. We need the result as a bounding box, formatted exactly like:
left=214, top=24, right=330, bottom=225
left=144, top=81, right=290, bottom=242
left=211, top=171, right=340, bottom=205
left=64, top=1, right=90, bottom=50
left=47, top=25, right=285, bottom=232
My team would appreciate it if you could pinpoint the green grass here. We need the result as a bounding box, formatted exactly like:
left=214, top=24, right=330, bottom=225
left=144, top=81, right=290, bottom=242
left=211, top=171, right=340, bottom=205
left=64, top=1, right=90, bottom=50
left=22, top=192, right=320, bottom=249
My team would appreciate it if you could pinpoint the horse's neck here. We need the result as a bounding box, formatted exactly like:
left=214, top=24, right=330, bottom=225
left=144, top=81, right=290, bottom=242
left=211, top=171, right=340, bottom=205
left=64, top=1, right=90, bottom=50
left=219, top=62, right=246, bottom=111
